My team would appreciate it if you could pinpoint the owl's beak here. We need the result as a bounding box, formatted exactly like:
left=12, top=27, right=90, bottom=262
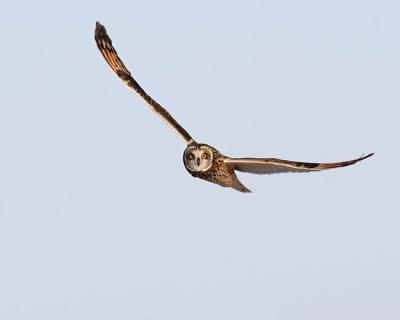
left=196, top=158, right=200, bottom=166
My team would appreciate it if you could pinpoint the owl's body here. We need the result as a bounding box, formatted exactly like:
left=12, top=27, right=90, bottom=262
left=94, top=22, right=373, bottom=193
left=183, top=143, right=250, bottom=192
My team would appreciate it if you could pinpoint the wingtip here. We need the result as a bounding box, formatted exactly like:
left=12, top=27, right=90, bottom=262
left=360, top=153, right=374, bottom=161
left=94, top=21, right=106, bottom=37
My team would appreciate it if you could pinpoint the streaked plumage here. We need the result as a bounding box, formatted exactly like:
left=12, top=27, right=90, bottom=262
left=94, top=22, right=373, bottom=193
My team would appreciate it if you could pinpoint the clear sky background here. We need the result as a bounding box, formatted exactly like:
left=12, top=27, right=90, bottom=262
left=0, top=1, right=399, bottom=319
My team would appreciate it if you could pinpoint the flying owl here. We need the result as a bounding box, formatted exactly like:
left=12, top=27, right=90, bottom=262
left=94, top=22, right=373, bottom=193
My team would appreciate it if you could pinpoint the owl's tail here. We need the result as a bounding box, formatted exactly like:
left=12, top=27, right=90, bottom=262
left=231, top=177, right=252, bottom=193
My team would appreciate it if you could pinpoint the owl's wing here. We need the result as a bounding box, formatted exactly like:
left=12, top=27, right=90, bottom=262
left=94, top=22, right=194, bottom=145
left=225, top=153, right=373, bottom=175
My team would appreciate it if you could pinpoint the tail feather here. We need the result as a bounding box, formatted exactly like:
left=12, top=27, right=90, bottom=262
left=231, top=177, right=251, bottom=193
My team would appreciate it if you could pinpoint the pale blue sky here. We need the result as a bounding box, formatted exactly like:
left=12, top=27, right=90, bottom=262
left=0, top=1, right=399, bottom=319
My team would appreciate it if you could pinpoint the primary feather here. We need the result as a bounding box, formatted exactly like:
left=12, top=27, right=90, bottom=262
left=225, top=153, right=374, bottom=175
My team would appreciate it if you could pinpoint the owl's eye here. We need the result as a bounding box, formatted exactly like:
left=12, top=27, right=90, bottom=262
left=188, top=153, right=194, bottom=160
left=201, top=153, right=208, bottom=159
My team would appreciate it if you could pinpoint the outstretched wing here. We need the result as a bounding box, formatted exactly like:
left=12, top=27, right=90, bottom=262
left=225, top=153, right=374, bottom=175
left=94, top=22, right=194, bottom=145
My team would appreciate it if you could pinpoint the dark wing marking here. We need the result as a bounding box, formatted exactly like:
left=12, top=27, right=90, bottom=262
left=225, top=153, right=374, bottom=175
left=94, top=22, right=194, bottom=144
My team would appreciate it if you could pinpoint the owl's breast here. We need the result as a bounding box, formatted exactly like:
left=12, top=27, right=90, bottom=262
left=187, top=157, right=235, bottom=188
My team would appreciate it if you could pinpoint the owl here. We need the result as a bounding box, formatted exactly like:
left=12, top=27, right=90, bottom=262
left=94, top=22, right=373, bottom=193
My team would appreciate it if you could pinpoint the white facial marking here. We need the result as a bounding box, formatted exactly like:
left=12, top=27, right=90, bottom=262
left=185, top=146, right=213, bottom=172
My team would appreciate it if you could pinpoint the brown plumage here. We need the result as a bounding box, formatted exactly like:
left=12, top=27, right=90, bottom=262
left=183, top=143, right=251, bottom=193
left=94, top=22, right=193, bottom=144
left=94, top=22, right=374, bottom=193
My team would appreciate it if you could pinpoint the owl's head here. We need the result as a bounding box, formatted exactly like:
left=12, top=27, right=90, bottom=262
left=183, top=144, right=214, bottom=172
